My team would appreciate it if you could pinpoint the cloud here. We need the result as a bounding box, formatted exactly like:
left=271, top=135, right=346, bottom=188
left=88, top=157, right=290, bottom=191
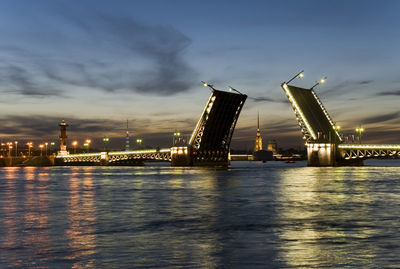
left=0, top=7, right=197, bottom=96
left=55, top=10, right=197, bottom=95
left=0, top=65, right=62, bottom=97
left=249, top=96, right=288, bottom=103
left=376, top=90, right=400, bottom=96
left=361, top=111, right=400, bottom=124
left=0, top=115, right=119, bottom=137
left=319, top=79, right=374, bottom=96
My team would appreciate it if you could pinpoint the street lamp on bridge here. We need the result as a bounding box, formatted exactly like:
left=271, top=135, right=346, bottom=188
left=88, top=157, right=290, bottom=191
left=228, top=86, right=244, bottom=95
left=85, top=139, right=91, bottom=153
left=286, top=70, right=304, bottom=85
left=103, top=137, right=109, bottom=151
left=72, top=141, right=78, bottom=154
left=201, top=81, right=216, bottom=91
left=355, top=127, right=365, bottom=144
left=173, top=131, right=180, bottom=146
left=136, top=139, right=143, bottom=149
left=311, top=77, right=327, bottom=90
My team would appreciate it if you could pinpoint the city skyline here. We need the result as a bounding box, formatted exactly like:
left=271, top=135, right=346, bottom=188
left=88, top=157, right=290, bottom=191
left=1, top=0, right=400, bottom=149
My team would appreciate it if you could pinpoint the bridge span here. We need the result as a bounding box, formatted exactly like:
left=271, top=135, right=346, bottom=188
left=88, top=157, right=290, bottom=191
left=55, top=149, right=172, bottom=166
left=282, top=77, right=400, bottom=166
left=56, top=87, right=247, bottom=167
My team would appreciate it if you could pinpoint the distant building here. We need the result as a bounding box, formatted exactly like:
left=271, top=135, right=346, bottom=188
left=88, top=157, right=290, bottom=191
left=254, top=112, right=263, bottom=152
left=253, top=113, right=273, bottom=162
left=267, top=140, right=278, bottom=154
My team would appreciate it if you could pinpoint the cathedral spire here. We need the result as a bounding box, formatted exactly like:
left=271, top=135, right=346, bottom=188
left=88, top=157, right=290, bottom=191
left=254, top=112, right=263, bottom=152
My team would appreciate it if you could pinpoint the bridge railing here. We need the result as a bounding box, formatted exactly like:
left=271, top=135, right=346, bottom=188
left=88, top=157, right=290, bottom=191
left=338, top=144, right=400, bottom=150
left=55, top=148, right=172, bottom=164
left=338, top=144, right=400, bottom=160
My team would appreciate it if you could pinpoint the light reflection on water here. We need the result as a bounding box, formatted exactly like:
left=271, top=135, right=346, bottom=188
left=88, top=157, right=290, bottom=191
left=0, top=161, right=400, bottom=268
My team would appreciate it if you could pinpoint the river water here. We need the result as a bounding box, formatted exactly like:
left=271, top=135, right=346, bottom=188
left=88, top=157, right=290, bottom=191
left=1, top=160, right=400, bottom=268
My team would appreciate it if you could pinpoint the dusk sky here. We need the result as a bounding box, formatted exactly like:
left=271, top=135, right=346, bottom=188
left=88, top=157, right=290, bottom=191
left=1, top=0, right=400, bottom=150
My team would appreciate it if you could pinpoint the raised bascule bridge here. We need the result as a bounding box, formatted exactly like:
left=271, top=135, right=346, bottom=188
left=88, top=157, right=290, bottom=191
left=281, top=72, right=400, bottom=166
left=55, top=86, right=247, bottom=167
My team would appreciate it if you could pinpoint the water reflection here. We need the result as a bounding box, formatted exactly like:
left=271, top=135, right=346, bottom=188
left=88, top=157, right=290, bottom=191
left=1, top=164, right=400, bottom=267
left=0, top=168, right=52, bottom=268
left=23, top=167, right=50, bottom=268
left=1, top=168, right=19, bottom=267
left=66, top=167, right=97, bottom=268
left=276, top=167, right=381, bottom=267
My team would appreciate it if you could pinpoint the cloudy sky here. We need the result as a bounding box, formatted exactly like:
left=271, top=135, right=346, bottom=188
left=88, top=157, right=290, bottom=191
left=1, top=0, right=400, bottom=150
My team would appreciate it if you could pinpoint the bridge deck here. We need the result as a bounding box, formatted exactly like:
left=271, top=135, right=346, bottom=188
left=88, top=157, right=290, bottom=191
left=338, top=144, right=400, bottom=150
left=55, top=148, right=172, bottom=164
left=283, top=84, right=340, bottom=142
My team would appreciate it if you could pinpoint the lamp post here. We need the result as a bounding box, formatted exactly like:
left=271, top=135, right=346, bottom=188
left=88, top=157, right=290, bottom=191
left=85, top=139, right=91, bottom=153
left=45, top=142, right=48, bottom=156
left=173, top=131, right=180, bottom=146
left=286, top=70, right=304, bottom=85
left=50, top=142, right=55, bottom=154
left=1, top=143, right=4, bottom=157
left=136, top=139, right=142, bottom=149
left=72, top=141, right=78, bottom=154
left=14, top=141, right=18, bottom=157
left=201, top=81, right=216, bottom=91
left=103, top=137, right=109, bottom=151
left=228, top=86, right=244, bottom=95
left=355, top=127, right=364, bottom=144
left=311, top=77, right=327, bottom=90
left=7, top=143, right=12, bottom=157
left=39, top=144, right=44, bottom=156
left=27, top=142, right=33, bottom=156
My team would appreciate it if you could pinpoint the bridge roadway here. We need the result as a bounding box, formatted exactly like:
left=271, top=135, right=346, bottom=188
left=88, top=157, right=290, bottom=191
left=54, top=148, right=252, bottom=166
left=55, top=148, right=172, bottom=165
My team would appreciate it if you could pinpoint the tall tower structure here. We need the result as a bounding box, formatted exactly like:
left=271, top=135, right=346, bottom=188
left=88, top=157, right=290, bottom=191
left=254, top=112, right=263, bottom=152
left=125, top=119, right=130, bottom=151
left=59, top=119, right=68, bottom=155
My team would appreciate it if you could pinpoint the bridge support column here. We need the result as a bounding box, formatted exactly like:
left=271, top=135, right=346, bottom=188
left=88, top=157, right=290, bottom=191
left=307, top=143, right=364, bottom=166
left=171, top=146, right=192, bottom=166
left=100, top=152, right=108, bottom=166
left=307, top=143, right=336, bottom=166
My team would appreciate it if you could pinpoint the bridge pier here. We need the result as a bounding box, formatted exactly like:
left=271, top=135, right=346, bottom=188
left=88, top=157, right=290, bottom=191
left=307, top=143, right=335, bottom=166
left=171, top=147, right=192, bottom=166
left=100, top=152, right=108, bottom=166
left=307, top=143, right=363, bottom=166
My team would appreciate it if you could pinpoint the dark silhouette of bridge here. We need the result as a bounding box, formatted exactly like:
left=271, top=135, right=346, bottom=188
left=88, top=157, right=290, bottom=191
left=55, top=87, right=247, bottom=167
left=282, top=76, right=400, bottom=166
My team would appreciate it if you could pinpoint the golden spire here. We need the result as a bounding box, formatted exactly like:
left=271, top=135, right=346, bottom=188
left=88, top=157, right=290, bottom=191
left=254, top=111, right=263, bottom=152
